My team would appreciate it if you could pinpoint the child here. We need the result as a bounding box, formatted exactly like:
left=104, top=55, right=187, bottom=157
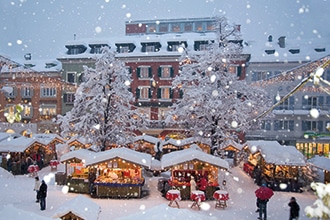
left=288, top=197, right=300, bottom=220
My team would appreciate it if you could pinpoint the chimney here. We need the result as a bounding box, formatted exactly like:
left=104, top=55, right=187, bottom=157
left=24, top=53, right=31, bottom=60
left=278, top=36, right=286, bottom=48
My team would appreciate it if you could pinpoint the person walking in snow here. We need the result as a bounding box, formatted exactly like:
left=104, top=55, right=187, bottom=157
left=190, top=176, right=197, bottom=192
left=34, top=176, right=40, bottom=203
left=288, top=197, right=300, bottom=220
left=38, top=180, right=47, bottom=211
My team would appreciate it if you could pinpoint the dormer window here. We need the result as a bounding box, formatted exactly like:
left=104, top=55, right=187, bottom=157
left=115, top=43, right=136, bottom=53
left=45, top=63, right=56, bottom=68
left=315, top=48, right=326, bottom=52
left=289, top=49, right=300, bottom=54
left=194, top=40, right=210, bottom=51
left=167, top=41, right=187, bottom=52
left=265, top=49, right=275, bottom=55
left=89, top=44, right=109, bottom=54
left=141, top=42, right=161, bottom=52
left=65, top=44, right=87, bottom=55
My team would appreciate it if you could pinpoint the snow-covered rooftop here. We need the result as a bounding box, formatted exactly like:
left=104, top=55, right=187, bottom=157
left=60, top=149, right=96, bottom=164
left=52, top=195, right=100, bottom=220
left=0, top=136, right=38, bottom=153
left=308, top=155, right=330, bottom=171
left=161, top=148, right=229, bottom=170
left=85, top=147, right=152, bottom=169
left=245, top=140, right=306, bottom=166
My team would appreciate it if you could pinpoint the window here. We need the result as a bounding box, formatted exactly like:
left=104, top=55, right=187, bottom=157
left=274, top=120, right=294, bottom=131
left=251, top=71, right=270, bottom=81
left=39, top=104, right=57, bottom=117
left=137, top=66, right=152, bottom=78
left=158, top=108, right=170, bottom=120
left=64, top=93, right=75, bottom=103
left=158, top=87, right=172, bottom=99
left=184, top=23, right=193, bottom=32
left=21, top=86, right=33, bottom=97
left=40, top=85, right=56, bottom=97
left=206, top=21, right=214, bottom=31
left=119, top=46, right=129, bottom=53
left=67, top=72, right=76, bottom=83
left=276, top=96, right=294, bottom=110
left=302, top=96, right=324, bottom=110
left=158, top=66, right=173, bottom=78
left=136, top=107, right=150, bottom=119
left=172, top=23, right=181, bottom=32
left=260, top=120, right=271, bottom=130
left=159, top=23, right=168, bottom=33
left=138, top=87, right=151, bottom=100
left=22, top=105, right=32, bottom=118
left=195, top=22, right=203, bottom=31
left=147, top=24, right=157, bottom=33
left=302, top=120, right=323, bottom=132
left=146, top=45, right=155, bottom=52
left=199, top=44, right=208, bottom=51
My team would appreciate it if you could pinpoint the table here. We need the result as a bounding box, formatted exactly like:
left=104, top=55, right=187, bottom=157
left=27, top=165, right=39, bottom=177
left=166, top=189, right=181, bottom=208
left=213, top=190, right=229, bottom=208
left=190, top=190, right=206, bottom=210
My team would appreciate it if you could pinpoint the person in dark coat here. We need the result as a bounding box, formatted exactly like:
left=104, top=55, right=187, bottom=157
left=88, top=169, right=97, bottom=195
left=288, top=197, right=300, bottom=220
left=38, top=180, right=47, bottom=211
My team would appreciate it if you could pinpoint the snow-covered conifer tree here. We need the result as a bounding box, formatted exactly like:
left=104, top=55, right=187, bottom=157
left=166, top=16, right=271, bottom=146
left=58, top=47, right=144, bottom=151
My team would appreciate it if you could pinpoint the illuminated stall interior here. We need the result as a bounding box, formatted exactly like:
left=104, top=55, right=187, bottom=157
left=93, top=157, right=144, bottom=185
left=171, top=160, right=219, bottom=186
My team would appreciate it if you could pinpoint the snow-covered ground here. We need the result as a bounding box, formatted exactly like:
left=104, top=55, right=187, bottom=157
left=0, top=164, right=317, bottom=220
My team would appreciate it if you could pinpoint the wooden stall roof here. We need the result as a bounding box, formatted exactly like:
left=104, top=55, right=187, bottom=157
left=219, top=139, right=243, bottom=152
left=66, top=135, right=91, bottom=146
left=85, top=147, right=152, bottom=169
left=0, top=136, right=45, bottom=153
left=243, top=140, right=282, bottom=154
left=52, top=195, right=100, bottom=220
left=60, top=149, right=96, bottom=164
left=308, top=155, right=330, bottom=171
left=34, top=133, right=65, bottom=145
left=247, top=141, right=306, bottom=166
left=161, top=137, right=211, bottom=148
left=133, top=135, right=159, bottom=144
left=161, top=148, right=229, bottom=170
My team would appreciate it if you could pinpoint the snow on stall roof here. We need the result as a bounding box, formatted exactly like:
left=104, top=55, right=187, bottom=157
left=85, top=147, right=152, bottom=169
left=308, top=155, right=330, bottom=171
left=0, top=204, right=54, bottom=220
left=245, top=141, right=306, bottom=166
left=161, top=148, right=229, bottom=170
left=60, top=149, right=96, bottom=163
left=34, top=133, right=65, bottom=145
left=133, top=135, right=159, bottom=144
left=52, top=195, right=100, bottom=220
left=218, top=139, right=243, bottom=151
left=0, top=132, right=21, bottom=142
left=66, top=135, right=91, bottom=145
left=0, top=136, right=38, bottom=153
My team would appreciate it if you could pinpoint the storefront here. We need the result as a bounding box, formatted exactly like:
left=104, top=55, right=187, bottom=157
left=245, top=141, right=306, bottom=192
left=161, top=148, right=229, bottom=200
left=0, top=136, right=55, bottom=175
left=60, top=149, right=96, bottom=193
left=296, top=138, right=330, bottom=158
left=86, top=147, right=152, bottom=198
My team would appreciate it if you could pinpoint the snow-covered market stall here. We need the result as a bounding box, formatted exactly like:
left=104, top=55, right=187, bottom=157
left=308, top=155, right=330, bottom=184
left=85, top=147, right=152, bottom=198
left=161, top=147, right=229, bottom=200
left=161, top=137, right=211, bottom=154
left=244, top=141, right=307, bottom=192
left=0, top=135, right=56, bottom=175
left=52, top=195, right=101, bottom=220
left=131, top=135, right=160, bottom=157
left=60, top=149, right=96, bottom=193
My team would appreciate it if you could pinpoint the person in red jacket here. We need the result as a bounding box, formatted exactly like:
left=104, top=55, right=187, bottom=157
left=198, top=176, right=208, bottom=192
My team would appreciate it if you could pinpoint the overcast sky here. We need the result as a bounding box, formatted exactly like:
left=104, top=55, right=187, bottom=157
left=1, top=0, right=329, bottom=60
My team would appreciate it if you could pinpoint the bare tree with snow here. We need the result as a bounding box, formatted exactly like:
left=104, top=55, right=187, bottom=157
left=57, top=48, right=145, bottom=151
left=166, top=16, right=271, bottom=147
